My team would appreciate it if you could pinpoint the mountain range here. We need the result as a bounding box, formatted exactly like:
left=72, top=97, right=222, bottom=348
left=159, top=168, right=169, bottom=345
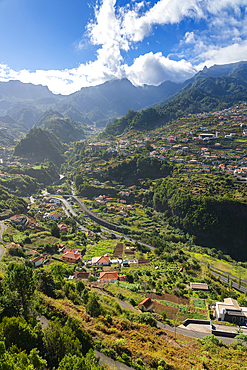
left=0, top=60, right=247, bottom=141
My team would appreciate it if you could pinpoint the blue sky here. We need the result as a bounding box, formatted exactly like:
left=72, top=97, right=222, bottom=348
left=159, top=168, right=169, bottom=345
left=0, top=0, right=247, bottom=94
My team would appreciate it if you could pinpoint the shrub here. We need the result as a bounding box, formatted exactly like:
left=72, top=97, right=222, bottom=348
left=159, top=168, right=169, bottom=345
left=105, top=314, right=112, bottom=324
left=161, top=310, right=167, bottom=321
left=129, top=298, right=136, bottom=306
left=137, top=312, right=157, bottom=327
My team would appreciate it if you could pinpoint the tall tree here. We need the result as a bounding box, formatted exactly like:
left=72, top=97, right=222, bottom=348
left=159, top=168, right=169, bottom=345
left=5, top=263, right=35, bottom=316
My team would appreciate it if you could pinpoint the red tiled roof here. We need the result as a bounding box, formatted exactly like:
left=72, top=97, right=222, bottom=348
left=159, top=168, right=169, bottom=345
left=92, top=256, right=109, bottom=264
left=99, top=272, right=118, bottom=280
left=62, top=252, right=81, bottom=261
left=138, top=297, right=152, bottom=309
left=32, top=256, right=42, bottom=263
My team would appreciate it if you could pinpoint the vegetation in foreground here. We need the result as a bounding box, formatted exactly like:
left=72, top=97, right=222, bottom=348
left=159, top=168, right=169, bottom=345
left=0, top=260, right=247, bottom=369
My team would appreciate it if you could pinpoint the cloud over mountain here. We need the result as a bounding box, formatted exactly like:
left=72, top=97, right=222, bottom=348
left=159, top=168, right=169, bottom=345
left=0, top=0, right=247, bottom=94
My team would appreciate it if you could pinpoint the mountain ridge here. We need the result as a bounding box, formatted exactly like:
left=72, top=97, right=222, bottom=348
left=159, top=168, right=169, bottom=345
left=1, top=61, right=247, bottom=134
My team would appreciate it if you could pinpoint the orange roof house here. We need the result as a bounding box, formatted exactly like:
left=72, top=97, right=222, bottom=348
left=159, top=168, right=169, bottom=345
left=62, top=252, right=81, bottom=263
left=58, top=224, right=68, bottom=232
left=99, top=272, right=118, bottom=282
left=138, top=298, right=153, bottom=312
left=9, top=214, right=27, bottom=226
left=91, top=255, right=110, bottom=266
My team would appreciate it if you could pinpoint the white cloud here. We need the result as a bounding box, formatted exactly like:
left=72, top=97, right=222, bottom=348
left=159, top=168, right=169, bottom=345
left=197, top=39, right=247, bottom=69
left=184, top=32, right=196, bottom=44
left=1, top=0, right=247, bottom=94
left=125, top=52, right=196, bottom=85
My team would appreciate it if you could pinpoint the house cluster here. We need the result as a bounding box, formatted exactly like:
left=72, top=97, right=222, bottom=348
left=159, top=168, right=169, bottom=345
left=88, top=253, right=150, bottom=268
left=94, top=194, right=113, bottom=204
left=33, top=196, right=61, bottom=220
left=84, top=102, right=247, bottom=176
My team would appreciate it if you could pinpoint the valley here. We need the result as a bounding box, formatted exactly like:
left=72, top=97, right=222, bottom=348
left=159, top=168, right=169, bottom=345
left=0, top=63, right=247, bottom=369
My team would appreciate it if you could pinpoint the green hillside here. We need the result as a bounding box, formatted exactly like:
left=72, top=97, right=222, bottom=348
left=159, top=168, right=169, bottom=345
left=153, top=177, right=247, bottom=260
left=13, top=127, right=65, bottom=165
left=0, top=184, right=27, bottom=219
left=100, top=67, right=247, bottom=139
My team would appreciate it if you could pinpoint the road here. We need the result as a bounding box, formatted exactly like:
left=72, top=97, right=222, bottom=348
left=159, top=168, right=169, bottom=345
left=60, top=194, right=247, bottom=292
left=93, top=286, right=236, bottom=345
left=30, top=192, right=244, bottom=345
left=191, top=257, right=247, bottom=293
left=95, top=350, right=135, bottom=370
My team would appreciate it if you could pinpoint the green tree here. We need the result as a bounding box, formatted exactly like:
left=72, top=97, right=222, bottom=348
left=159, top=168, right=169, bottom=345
left=51, top=223, right=60, bottom=238
left=0, top=316, right=43, bottom=353
left=0, top=345, right=47, bottom=370
left=5, top=263, right=35, bottom=316
left=85, top=292, right=102, bottom=317
left=0, top=289, right=20, bottom=320
left=43, top=320, right=82, bottom=368
left=57, top=349, right=103, bottom=370
left=161, top=310, right=167, bottom=321
left=76, top=281, right=85, bottom=294
left=125, top=273, right=134, bottom=283
left=66, top=319, right=92, bottom=355
left=35, top=269, right=56, bottom=297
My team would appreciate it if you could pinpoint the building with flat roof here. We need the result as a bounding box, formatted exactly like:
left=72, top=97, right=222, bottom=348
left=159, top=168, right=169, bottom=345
left=189, top=282, right=209, bottom=291
left=215, top=298, right=247, bottom=325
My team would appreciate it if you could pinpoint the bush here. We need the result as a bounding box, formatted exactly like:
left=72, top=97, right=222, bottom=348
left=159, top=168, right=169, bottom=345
left=137, top=312, right=157, bottom=327
left=129, top=298, right=136, bottom=306
left=161, top=310, right=167, bottom=321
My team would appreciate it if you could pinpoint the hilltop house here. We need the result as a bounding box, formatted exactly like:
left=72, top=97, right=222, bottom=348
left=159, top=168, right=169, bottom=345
left=43, top=213, right=60, bottom=220
left=9, top=214, right=27, bottom=227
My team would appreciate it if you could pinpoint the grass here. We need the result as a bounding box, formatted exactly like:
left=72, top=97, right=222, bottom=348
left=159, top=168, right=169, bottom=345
left=83, top=239, right=119, bottom=260
left=106, top=282, right=145, bottom=304
left=192, top=298, right=206, bottom=309
left=41, top=294, right=247, bottom=370
left=2, top=226, right=27, bottom=244
left=188, top=251, right=247, bottom=280
left=32, top=165, right=42, bottom=169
